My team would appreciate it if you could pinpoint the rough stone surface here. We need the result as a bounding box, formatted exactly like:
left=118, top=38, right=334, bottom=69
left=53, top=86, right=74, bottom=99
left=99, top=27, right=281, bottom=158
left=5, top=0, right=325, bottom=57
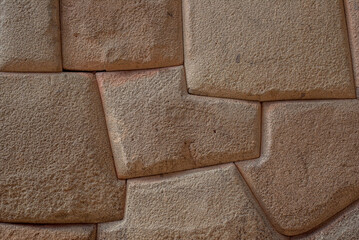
left=0, top=223, right=96, bottom=240
left=61, top=0, right=183, bottom=71
left=294, top=200, right=359, bottom=240
left=345, top=0, right=359, bottom=87
left=0, top=0, right=62, bottom=72
left=0, top=73, right=125, bottom=223
left=183, top=0, right=355, bottom=101
left=98, top=164, right=287, bottom=240
left=97, top=66, right=260, bottom=179
left=236, top=99, right=359, bottom=236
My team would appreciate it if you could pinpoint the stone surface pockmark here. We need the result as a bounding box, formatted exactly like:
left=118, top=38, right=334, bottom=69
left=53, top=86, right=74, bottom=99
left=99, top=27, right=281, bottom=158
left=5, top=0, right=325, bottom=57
left=294, top=200, right=359, bottom=240
left=0, top=223, right=96, bottom=240
left=98, top=164, right=287, bottom=240
left=97, top=66, right=260, bottom=179
left=183, top=0, right=355, bottom=101
left=0, top=73, right=125, bottom=223
left=0, top=0, right=62, bottom=72
left=345, top=0, right=359, bottom=87
left=236, top=99, right=359, bottom=236
left=61, top=0, right=183, bottom=71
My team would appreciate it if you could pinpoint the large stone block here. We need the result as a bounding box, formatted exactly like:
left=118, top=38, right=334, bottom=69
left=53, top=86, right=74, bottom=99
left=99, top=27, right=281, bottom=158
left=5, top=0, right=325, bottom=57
left=237, top=98, right=359, bottom=235
left=0, top=223, right=96, bottom=240
left=98, top=164, right=287, bottom=240
left=345, top=0, right=359, bottom=87
left=0, top=73, right=125, bottom=223
left=97, top=66, right=260, bottom=179
left=0, top=0, right=62, bottom=72
left=183, top=0, right=355, bottom=101
left=61, top=0, right=183, bottom=71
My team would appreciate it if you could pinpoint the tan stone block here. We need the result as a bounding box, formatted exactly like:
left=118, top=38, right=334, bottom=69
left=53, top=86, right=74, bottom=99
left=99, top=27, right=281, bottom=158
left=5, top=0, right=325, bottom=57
left=61, top=0, right=183, bottom=71
left=236, top=99, right=359, bottom=235
left=0, top=73, right=125, bottom=223
left=183, top=0, right=355, bottom=101
left=0, top=223, right=96, bottom=240
left=97, top=66, right=260, bottom=179
left=294, top=200, right=359, bottom=240
left=98, top=164, right=287, bottom=240
left=0, top=0, right=62, bottom=72
left=345, top=0, right=359, bottom=87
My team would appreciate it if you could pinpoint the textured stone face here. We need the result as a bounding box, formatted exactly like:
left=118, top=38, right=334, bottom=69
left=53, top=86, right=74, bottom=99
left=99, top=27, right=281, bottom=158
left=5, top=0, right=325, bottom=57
left=0, top=224, right=96, bottom=240
left=97, top=66, right=260, bottom=179
left=61, top=0, right=183, bottom=71
left=0, top=0, right=62, bottom=72
left=294, top=201, right=359, bottom=240
left=236, top=99, right=359, bottom=236
left=0, top=73, right=125, bottom=223
left=98, top=164, right=287, bottom=240
left=183, top=0, right=355, bottom=101
left=345, top=0, right=359, bottom=87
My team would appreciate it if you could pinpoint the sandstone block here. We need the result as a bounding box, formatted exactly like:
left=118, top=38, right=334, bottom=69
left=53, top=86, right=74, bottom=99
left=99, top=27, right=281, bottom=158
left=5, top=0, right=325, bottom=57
left=98, top=164, right=287, bottom=240
left=0, top=223, right=96, bottom=240
left=183, top=0, right=355, bottom=101
left=0, top=0, right=62, bottom=72
left=236, top=99, right=359, bottom=235
left=294, top=200, right=359, bottom=240
left=345, top=0, right=359, bottom=87
left=97, top=66, right=260, bottom=179
left=0, top=73, right=125, bottom=223
left=61, top=0, right=183, bottom=71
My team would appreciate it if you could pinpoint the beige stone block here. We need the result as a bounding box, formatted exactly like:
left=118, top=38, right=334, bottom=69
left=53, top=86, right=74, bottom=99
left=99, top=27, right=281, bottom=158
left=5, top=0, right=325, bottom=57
left=0, top=0, right=62, bottom=72
left=183, top=0, right=355, bottom=101
left=0, top=73, right=125, bottom=223
left=294, top=200, right=359, bottom=240
left=0, top=223, right=96, bottom=240
left=97, top=66, right=260, bottom=179
left=98, top=164, right=287, bottom=240
left=236, top=99, right=359, bottom=235
left=345, top=0, right=359, bottom=87
left=61, top=0, right=183, bottom=71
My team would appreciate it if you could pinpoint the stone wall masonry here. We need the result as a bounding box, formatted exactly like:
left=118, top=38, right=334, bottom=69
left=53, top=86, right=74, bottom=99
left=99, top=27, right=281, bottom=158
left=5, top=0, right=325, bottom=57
left=0, top=0, right=359, bottom=239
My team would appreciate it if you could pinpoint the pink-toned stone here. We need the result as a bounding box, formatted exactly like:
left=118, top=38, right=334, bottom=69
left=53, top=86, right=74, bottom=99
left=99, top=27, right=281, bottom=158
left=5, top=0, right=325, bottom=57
left=0, top=73, right=125, bottom=223
left=183, top=0, right=355, bottom=101
left=98, top=164, right=287, bottom=240
left=0, top=224, right=96, bottom=240
left=0, top=0, right=62, bottom=72
left=237, top=98, right=359, bottom=236
left=61, top=0, right=183, bottom=71
left=97, top=66, right=260, bottom=179
left=345, top=0, right=359, bottom=87
left=294, top=200, right=359, bottom=239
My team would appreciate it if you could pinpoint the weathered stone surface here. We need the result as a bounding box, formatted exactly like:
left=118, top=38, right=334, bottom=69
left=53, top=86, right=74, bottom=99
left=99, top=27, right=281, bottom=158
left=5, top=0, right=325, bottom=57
left=61, top=0, right=183, bottom=71
left=98, top=164, right=287, bottom=240
left=345, top=0, right=359, bottom=87
left=97, top=66, right=260, bottom=179
left=0, top=223, right=96, bottom=240
left=0, top=73, right=125, bottom=223
left=183, top=0, right=355, bottom=101
left=236, top=99, right=359, bottom=236
left=0, top=0, right=62, bottom=72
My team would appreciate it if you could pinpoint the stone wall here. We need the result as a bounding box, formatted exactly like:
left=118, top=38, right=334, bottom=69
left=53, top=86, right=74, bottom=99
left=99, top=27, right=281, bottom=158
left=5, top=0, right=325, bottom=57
left=0, top=0, right=359, bottom=239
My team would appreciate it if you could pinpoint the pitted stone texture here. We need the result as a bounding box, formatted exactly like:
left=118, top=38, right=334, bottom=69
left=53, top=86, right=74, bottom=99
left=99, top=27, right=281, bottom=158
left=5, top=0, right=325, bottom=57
left=97, top=66, right=260, bottom=179
left=98, top=164, right=287, bottom=240
left=0, top=73, right=125, bottom=223
left=0, top=0, right=62, bottom=72
left=345, top=0, right=359, bottom=87
left=236, top=99, right=359, bottom=236
left=0, top=223, right=96, bottom=240
left=61, top=0, right=183, bottom=71
left=183, top=0, right=355, bottom=101
left=294, top=201, right=359, bottom=240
